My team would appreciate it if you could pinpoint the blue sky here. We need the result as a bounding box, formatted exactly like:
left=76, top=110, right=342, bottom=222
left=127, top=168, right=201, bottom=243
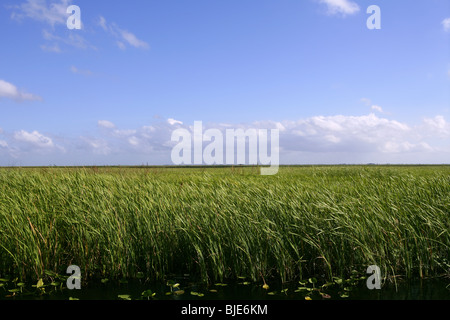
left=0, top=0, right=449, bottom=166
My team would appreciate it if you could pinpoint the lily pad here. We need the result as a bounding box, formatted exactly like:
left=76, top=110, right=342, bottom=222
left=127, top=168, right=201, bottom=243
left=141, top=289, right=155, bottom=298
left=295, top=287, right=308, bottom=292
left=215, top=283, right=228, bottom=287
left=36, top=279, right=44, bottom=288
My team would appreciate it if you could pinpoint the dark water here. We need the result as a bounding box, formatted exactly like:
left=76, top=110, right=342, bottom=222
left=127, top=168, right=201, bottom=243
left=2, top=276, right=449, bottom=301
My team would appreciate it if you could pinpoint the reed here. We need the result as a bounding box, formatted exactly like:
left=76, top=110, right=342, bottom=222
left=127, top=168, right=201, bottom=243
left=0, top=166, right=448, bottom=284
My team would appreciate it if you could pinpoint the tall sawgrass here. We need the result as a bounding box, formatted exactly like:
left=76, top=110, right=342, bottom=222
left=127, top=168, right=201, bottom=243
left=0, top=166, right=448, bottom=283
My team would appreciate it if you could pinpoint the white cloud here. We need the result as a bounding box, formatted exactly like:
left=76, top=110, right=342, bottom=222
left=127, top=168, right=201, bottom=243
left=168, top=118, right=183, bottom=126
left=128, top=136, right=140, bottom=146
left=118, top=29, right=150, bottom=49
left=10, top=1, right=93, bottom=52
left=361, top=99, right=386, bottom=114
left=1, top=114, right=449, bottom=165
left=14, top=130, right=54, bottom=148
left=442, top=18, right=450, bottom=32
left=81, top=137, right=111, bottom=155
left=380, top=141, right=432, bottom=154
left=319, top=0, right=360, bottom=16
left=98, top=16, right=108, bottom=31
left=113, top=129, right=137, bottom=137
left=371, top=105, right=384, bottom=113
left=11, top=0, right=72, bottom=27
left=98, top=16, right=149, bottom=50
left=0, top=79, right=42, bottom=102
left=42, top=30, right=93, bottom=50
left=98, top=120, right=116, bottom=129
left=422, top=115, right=450, bottom=137
left=143, top=126, right=156, bottom=132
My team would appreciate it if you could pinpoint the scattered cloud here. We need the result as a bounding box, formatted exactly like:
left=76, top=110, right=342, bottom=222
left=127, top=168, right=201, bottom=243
left=0, top=79, right=42, bottom=102
left=81, top=137, right=111, bottom=155
left=40, top=43, right=61, bottom=53
left=70, top=66, right=93, bottom=77
left=422, top=115, right=449, bottom=137
left=98, top=120, right=116, bottom=129
left=14, top=130, right=54, bottom=148
left=168, top=118, right=183, bottom=126
left=113, top=129, right=138, bottom=137
left=11, top=0, right=72, bottom=27
left=128, top=136, right=140, bottom=146
left=318, top=0, right=360, bottom=16
left=442, top=18, right=450, bottom=32
left=42, top=30, right=93, bottom=50
left=10, top=1, right=94, bottom=51
left=98, top=16, right=108, bottom=31
left=371, top=105, right=384, bottom=113
left=118, top=29, right=150, bottom=49
left=0, top=115, right=449, bottom=165
left=90, top=115, right=449, bottom=159
left=10, top=2, right=147, bottom=52
left=361, top=99, right=387, bottom=114
left=97, top=16, right=150, bottom=50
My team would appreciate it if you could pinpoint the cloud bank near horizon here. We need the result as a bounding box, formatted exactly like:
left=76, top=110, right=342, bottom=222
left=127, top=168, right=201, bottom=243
left=0, top=113, right=448, bottom=166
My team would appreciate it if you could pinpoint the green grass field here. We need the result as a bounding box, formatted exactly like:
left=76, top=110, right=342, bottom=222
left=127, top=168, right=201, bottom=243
left=0, top=166, right=449, bottom=285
